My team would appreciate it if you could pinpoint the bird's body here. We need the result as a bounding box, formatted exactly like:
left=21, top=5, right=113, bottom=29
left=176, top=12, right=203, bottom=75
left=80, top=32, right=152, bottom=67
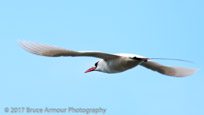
left=95, top=55, right=142, bottom=73
left=18, top=41, right=198, bottom=77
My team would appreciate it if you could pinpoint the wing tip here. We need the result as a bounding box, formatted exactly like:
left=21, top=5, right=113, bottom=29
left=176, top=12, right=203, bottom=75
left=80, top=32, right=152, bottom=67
left=171, top=68, right=199, bottom=77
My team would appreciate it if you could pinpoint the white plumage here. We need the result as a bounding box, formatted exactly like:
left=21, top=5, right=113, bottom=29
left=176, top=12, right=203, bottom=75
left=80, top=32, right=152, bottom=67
left=18, top=41, right=198, bottom=77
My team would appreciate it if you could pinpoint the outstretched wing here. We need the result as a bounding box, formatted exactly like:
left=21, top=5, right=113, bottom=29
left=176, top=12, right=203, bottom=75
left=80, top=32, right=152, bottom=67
left=18, top=41, right=120, bottom=59
left=140, top=61, right=198, bottom=77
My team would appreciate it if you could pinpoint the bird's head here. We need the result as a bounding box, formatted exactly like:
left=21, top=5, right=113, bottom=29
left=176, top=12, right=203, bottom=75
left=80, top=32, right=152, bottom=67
left=84, top=61, right=100, bottom=73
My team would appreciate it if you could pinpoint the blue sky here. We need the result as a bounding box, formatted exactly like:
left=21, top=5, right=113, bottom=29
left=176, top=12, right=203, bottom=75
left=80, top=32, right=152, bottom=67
left=0, top=0, right=203, bottom=115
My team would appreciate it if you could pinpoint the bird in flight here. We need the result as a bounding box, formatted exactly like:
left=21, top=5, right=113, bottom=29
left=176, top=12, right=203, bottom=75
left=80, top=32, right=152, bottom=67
left=18, top=41, right=198, bottom=77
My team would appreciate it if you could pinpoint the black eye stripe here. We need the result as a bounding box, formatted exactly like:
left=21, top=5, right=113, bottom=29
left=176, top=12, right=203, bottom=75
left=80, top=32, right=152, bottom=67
left=95, top=62, right=99, bottom=67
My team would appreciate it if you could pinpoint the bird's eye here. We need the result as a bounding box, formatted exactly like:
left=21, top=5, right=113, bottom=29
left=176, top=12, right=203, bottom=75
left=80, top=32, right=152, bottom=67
left=95, top=62, right=99, bottom=67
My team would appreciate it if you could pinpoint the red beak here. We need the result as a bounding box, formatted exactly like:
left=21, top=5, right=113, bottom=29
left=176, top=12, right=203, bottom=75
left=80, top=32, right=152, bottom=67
left=85, top=67, right=96, bottom=73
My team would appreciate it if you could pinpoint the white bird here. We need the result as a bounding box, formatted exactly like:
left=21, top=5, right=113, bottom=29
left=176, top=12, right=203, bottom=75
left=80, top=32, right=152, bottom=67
left=18, top=41, right=198, bottom=77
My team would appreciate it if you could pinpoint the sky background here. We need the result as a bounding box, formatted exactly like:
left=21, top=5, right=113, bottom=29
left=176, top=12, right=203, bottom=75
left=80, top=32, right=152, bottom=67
left=0, top=0, right=203, bottom=115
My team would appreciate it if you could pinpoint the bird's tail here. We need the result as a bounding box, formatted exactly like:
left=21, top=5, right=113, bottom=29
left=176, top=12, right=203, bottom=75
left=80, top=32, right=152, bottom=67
left=149, top=58, right=193, bottom=63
